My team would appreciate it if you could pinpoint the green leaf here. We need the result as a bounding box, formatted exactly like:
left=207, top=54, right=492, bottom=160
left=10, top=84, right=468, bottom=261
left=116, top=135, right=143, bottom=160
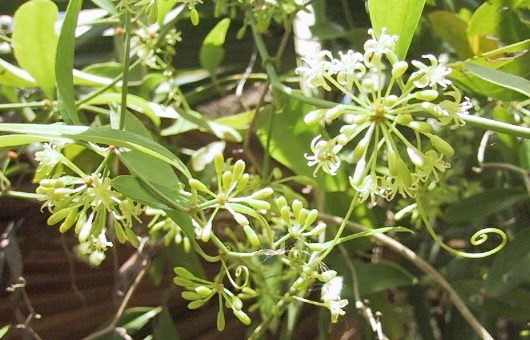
left=428, top=11, right=473, bottom=59
left=56, top=0, right=83, bottom=124
left=0, top=124, right=191, bottom=178
left=162, top=108, right=241, bottom=141
left=85, top=93, right=162, bottom=126
left=111, top=175, right=189, bottom=210
left=13, top=0, right=58, bottom=98
left=468, top=0, right=530, bottom=44
left=445, top=188, right=527, bottom=224
left=485, top=228, right=530, bottom=297
left=356, top=261, right=417, bottom=296
left=462, top=62, right=530, bottom=97
left=0, top=134, right=54, bottom=148
left=118, top=307, right=162, bottom=335
left=368, top=0, right=426, bottom=59
left=199, top=18, right=231, bottom=74
left=0, top=58, right=37, bottom=88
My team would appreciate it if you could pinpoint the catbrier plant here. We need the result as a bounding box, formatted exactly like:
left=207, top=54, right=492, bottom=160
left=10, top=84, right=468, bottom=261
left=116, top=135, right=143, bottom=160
left=0, top=0, right=529, bottom=339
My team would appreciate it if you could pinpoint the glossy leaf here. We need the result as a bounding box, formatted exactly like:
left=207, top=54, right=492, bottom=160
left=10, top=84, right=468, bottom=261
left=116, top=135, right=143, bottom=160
left=56, top=0, right=83, bottom=124
left=199, top=18, right=231, bottom=74
left=428, top=11, right=472, bottom=58
left=368, top=0, right=426, bottom=59
left=463, top=62, right=530, bottom=97
left=0, top=58, right=37, bottom=88
left=13, top=0, right=58, bottom=98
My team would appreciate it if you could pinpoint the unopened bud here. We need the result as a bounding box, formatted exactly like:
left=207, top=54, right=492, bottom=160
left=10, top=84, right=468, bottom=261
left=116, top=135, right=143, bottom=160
left=232, top=160, right=246, bottom=182
left=243, top=225, right=261, bottom=247
left=391, top=61, right=408, bottom=78
left=416, top=90, right=439, bottom=101
left=304, top=109, right=326, bottom=125
left=429, top=134, right=454, bottom=157
left=408, top=121, right=432, bottom=133
left=195, top=286, right=213, bottom=297
left=233, top=309, right=251, bottom=325
left=59, top=209, right=77, bottom=233
left=292, top=200, right=303, bottom=217
left=189, top=179, right=208, bottom=192
left=251, top=187, right=273, bottom=199
left=325, top=105, right=346, bottom=121
left=383, top=95, right=398, bottom=106
left=395, top=113, right=413, bottom=125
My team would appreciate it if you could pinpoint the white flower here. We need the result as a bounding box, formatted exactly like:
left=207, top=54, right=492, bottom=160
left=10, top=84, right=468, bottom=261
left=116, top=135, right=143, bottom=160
left=331, top=50, right=366, bottom=90
left=321, top=276, right=343, bottom=301
left=350, top=173, right=383, bottom=204
left=296, top=51, right=333, bottom=90
left=35, top=143, right=62, bottom=168
left=305, top=135, right=342, bottom=176
left=437, top=90, right=472, bottom=126
left=325, top=299, right=349, bottom=323
left=415, top=150, right=450, bottom=183
left=411, top=54, right=452, bottom=89
left=363, top=28, right=398, bottom=67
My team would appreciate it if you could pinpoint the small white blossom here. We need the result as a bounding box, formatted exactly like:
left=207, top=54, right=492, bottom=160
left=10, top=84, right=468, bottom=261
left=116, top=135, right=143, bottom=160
left=411, top=54, right=452, bottom=89
left=35, top=143, right=62, bottom=168
left=363, top=28, right=398, bottom=67
left=305, top=135, right=342, bottom=176
left=331, top=50, right=366, bottom=90
left=296, top=51, right=333, bottom=90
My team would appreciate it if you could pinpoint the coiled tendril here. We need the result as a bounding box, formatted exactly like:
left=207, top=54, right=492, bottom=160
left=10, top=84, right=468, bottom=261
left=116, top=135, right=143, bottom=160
left=417, top=198, right=507, bottom=258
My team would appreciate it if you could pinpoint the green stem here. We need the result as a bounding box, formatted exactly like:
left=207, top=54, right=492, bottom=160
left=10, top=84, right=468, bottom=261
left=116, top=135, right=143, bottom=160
left=119, top=11, right=133, bottom=130
left=2, top=190, right=41, bottom=200
left=0, top=101, right=49, bottom=110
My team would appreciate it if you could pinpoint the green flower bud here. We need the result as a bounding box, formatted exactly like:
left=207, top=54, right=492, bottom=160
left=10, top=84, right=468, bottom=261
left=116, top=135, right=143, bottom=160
left=189, top=179, right=208, bottom=192
left=304, top=209, right=319, bottom=228
left=124, top=227, right=139, bottom=248
left=183, top=237, right=191, bottom=253
left=221, top=171, right=232, bottom=192
left=195, top=286, right=213, bottom=297
left=214, top=153, right=224, bottom=175
left=251, top=187, right=273, bottom=199
left=292, top=200, right=303, bottom=217
left=182, top=291, right=202, bottom=300
left=236, top=173, right=249, bottom=192
left=232, top=160, right=246, bottom=182
left=190, top=8, right=199, bottom=26
left=217, top=308, right=226, bottom=331
left=47, top=208, right=72, bottom=225
left=308, top=242, right=328, bottom=252
left=248, top=199, right=270, bottom=210
left=275, top=196, right=287, bottom=209
left=231, top=296, right=243, bottom=310
left=398, top=160, right=413, bottom=186
left=188, top=299, right=207, bottom=309
left=395, top=113, right=413, bottom=125
left=174, top=267, right=195, bottom=279
left=325, top=105, right=346, bottom=121
left=391, top=61, right=408, bottom=78
left=297, top=208, right=308, bottom=225
left=353, top=133, right=370, bottom=162
left=59, top=209, right=77, bottom=233
left=114, top=222, right=127, bottom=243
left=416, top=90, right=439, bottom=101
left=280, top=206, right=290, bottom=223
left=241, top=287, right=256, bottom=296
left=243, top=225, right=261, bottom=248
left=429, top=134, right=454, bottom=157
left=408, top=121, right=432, bottom=133
left=78, top=214, right=93, bottom=243
left=233, top=309, right=251, bottom=325
left=383, top=95, right=398, bottom=106
left=362, top=78, right=375, bottom=90
left=75, top=210, right=87, bottom=234
left=304, top=109, right=326, bottom=125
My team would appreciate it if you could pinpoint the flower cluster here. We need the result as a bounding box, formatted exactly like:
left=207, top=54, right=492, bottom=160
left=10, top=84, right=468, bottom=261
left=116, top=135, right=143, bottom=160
left=146, top=208, right=191, bottom=251
left=297, top=28, right=472, bottom=205
left=189, top=153, right=273, bottom=246
left=173, top=266, right=255, bottom=330
left=131, top=25, right=181, bottom=70
left=34, top=143, right=144, bottom=263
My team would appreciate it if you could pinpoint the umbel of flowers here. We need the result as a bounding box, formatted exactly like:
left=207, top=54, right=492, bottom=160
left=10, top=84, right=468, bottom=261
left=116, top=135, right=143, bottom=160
left=298, top=28, right=472, bottom=205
